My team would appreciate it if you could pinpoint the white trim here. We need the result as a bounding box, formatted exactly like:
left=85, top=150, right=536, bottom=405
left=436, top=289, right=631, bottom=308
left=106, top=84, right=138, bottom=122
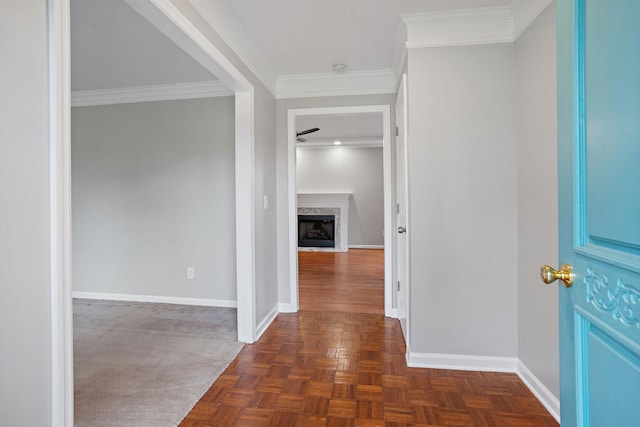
left=349, top=245, right=384, bottom=249
left=278, top=303, right=297, bottom=313
left=511, top=0, right=553, bottom=40
left=234, top=90, right=257, bottom=343
left=49, top=1, right=73, bottom=425
left=72, top=292, right=237, bottom=308
left=380, top=109, right=393, bottom=315
left=403, top=6, right=514, bottom=49
left=407, top=352, right=518, bottom=373
left=516, top=360, right=561, bottom=423
left=401, top=2, right=553, bottom=49
left=277, top=70, right=397, bottom=99
left=188, top=0, right=278, bottom=95
left=287, top=105, right=394, bottom=318
left=70, top=81, right=233, bottom=107
left=255, top=305, right=279, bottom=340
left=287, top=109, right=300, bottom=312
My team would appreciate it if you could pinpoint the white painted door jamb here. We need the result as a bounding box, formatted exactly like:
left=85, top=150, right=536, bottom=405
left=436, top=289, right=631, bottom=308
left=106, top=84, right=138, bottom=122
left=49, top=1, right=73, bottom=425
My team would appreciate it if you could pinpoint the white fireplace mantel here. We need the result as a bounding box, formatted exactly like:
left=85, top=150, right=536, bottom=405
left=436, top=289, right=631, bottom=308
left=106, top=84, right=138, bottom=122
left=297, top=193, right=351, bottom=251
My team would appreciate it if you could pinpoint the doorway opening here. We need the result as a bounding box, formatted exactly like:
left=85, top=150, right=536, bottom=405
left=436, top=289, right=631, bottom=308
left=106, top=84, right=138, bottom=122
left=50, top=0, right=258, bottom=423
left=286, top=106, right=394, bottom=316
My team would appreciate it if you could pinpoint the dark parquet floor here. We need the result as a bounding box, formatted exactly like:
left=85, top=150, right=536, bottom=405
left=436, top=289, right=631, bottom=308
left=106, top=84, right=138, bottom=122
left=181, top=250, right=558, bottom=426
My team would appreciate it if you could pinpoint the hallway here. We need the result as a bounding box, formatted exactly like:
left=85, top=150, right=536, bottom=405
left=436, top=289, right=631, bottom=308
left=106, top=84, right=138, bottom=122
left=298, top=249, right=385, bottom=314
left=181, top=250, right=557, bottom=426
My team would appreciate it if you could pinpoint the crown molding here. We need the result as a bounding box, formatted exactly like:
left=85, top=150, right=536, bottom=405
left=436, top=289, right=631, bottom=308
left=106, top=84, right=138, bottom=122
left=276, top=70, right=396, bottom=99
left=71, top=80, right=233, bottom=107
left=401, top=1, right=553, bottom=49
left=189, top=0, right=278, bottom=96
left=511, top=0, right=553, bottom=39
left=402, top=6, right=514, bottom=49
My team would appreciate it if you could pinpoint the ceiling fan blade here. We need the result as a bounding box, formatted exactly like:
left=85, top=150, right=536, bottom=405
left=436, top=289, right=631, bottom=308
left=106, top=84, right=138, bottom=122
left=296, top=127, right=320, bottom=137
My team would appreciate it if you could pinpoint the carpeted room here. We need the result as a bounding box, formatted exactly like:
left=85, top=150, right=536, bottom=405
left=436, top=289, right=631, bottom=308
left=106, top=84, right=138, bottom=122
left=70, top=95, right=240, bottom=425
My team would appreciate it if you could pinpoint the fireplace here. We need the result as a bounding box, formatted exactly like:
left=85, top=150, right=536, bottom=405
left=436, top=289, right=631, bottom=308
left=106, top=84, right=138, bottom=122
left=298, top=215, right=336, bottom=248
left=297, top=193, right=350, bottom=252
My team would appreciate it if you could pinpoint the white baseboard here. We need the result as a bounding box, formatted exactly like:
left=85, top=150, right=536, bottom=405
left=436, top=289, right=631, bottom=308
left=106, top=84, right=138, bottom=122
left=407, top=352, right=518, bottom=373
left=516, top=360, right=560, bottom=423
left=72, top=291, right=237, bottom=308
left=255, top=305, right=279, bottom=340
left=348, top=245, right=384, bottom=249
left=278, top=303, right=298, bottom=313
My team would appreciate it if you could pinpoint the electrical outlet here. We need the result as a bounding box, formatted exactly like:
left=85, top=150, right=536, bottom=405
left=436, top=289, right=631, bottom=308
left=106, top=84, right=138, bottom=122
left=263, top=195, right=269, bottom=210
left=187, top=267, right=195, bottom=280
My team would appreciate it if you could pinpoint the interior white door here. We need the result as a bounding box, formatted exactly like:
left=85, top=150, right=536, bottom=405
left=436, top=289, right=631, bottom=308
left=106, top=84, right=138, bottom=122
left=395, top=74, right=409, bottom=340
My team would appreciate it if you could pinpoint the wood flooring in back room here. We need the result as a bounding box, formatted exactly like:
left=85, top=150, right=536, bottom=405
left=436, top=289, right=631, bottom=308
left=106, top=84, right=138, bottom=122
left=181, top=249, right=558, bottom=426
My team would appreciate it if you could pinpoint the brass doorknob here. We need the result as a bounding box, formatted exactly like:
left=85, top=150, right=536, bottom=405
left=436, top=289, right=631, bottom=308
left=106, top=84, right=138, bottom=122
left=540, top=264, right=574, bottom=288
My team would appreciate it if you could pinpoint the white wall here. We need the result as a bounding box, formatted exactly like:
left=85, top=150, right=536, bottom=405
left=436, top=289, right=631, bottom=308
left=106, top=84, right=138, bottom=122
left=253, top=88, right=278, bottom=322
left=276, top=94, right=395, bottom=306
left=515, top=1, right=559, bottom=398
left=407, top=43, right=518, bottom=357
left=0, top=1, right=52, bottom=425
left=296, top=146, right=384, bottom=246
left=71, top=97, right=237, bottom=302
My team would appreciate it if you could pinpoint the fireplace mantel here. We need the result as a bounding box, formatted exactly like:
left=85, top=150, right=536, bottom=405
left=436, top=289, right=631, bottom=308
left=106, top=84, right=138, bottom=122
left=297, top=193, right=351, bottom=251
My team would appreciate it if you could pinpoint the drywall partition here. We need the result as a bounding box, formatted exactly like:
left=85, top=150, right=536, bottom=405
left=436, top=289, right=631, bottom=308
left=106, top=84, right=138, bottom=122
left=296, top=146, right=384, bottom=246
left=515, top=1, right=559, bottom=402
left=406, top=43, right=518, bottom=362
left=0, top=1, right=53, bottom=425
left=71, top=97, right=236, bottom=303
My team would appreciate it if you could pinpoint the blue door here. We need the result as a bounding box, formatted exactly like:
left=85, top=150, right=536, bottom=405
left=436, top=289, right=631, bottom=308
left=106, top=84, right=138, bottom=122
left=554, top=0, right=640, bottom=425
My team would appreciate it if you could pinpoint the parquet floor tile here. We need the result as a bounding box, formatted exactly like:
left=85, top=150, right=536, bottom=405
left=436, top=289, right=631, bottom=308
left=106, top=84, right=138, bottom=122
left=181, top=311, right=558, bottom=426
left=181, top=250, right=558, bottom=426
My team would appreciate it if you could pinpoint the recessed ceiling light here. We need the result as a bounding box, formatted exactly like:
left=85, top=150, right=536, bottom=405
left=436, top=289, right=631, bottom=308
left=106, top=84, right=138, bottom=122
left=334, top=140, right=342, bottom=145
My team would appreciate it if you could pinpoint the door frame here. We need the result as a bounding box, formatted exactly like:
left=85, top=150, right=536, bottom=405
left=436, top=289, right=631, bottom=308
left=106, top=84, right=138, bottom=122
left=395, top=73, right=411, bottom=345
left=286, top=105, right=394, bottom=317
left=49, top=0, right=258, bottom=424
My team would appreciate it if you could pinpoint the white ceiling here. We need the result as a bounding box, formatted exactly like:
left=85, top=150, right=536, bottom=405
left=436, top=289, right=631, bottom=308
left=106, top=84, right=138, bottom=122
left=70, top=0, right=529, bottom=137
left=222, top=0, right=511, bottom=76
left=70, top=0, right=217, bottom=91
left=70, top=0, right=529, bottom=93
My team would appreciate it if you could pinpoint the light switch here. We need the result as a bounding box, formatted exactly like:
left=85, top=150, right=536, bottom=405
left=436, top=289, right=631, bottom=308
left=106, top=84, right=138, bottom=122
left=263, top=195, right=269, bottom=210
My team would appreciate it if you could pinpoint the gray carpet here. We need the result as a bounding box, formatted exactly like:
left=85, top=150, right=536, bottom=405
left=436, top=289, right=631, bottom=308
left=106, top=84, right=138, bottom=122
left=73, top=299, right=244, bottom=426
